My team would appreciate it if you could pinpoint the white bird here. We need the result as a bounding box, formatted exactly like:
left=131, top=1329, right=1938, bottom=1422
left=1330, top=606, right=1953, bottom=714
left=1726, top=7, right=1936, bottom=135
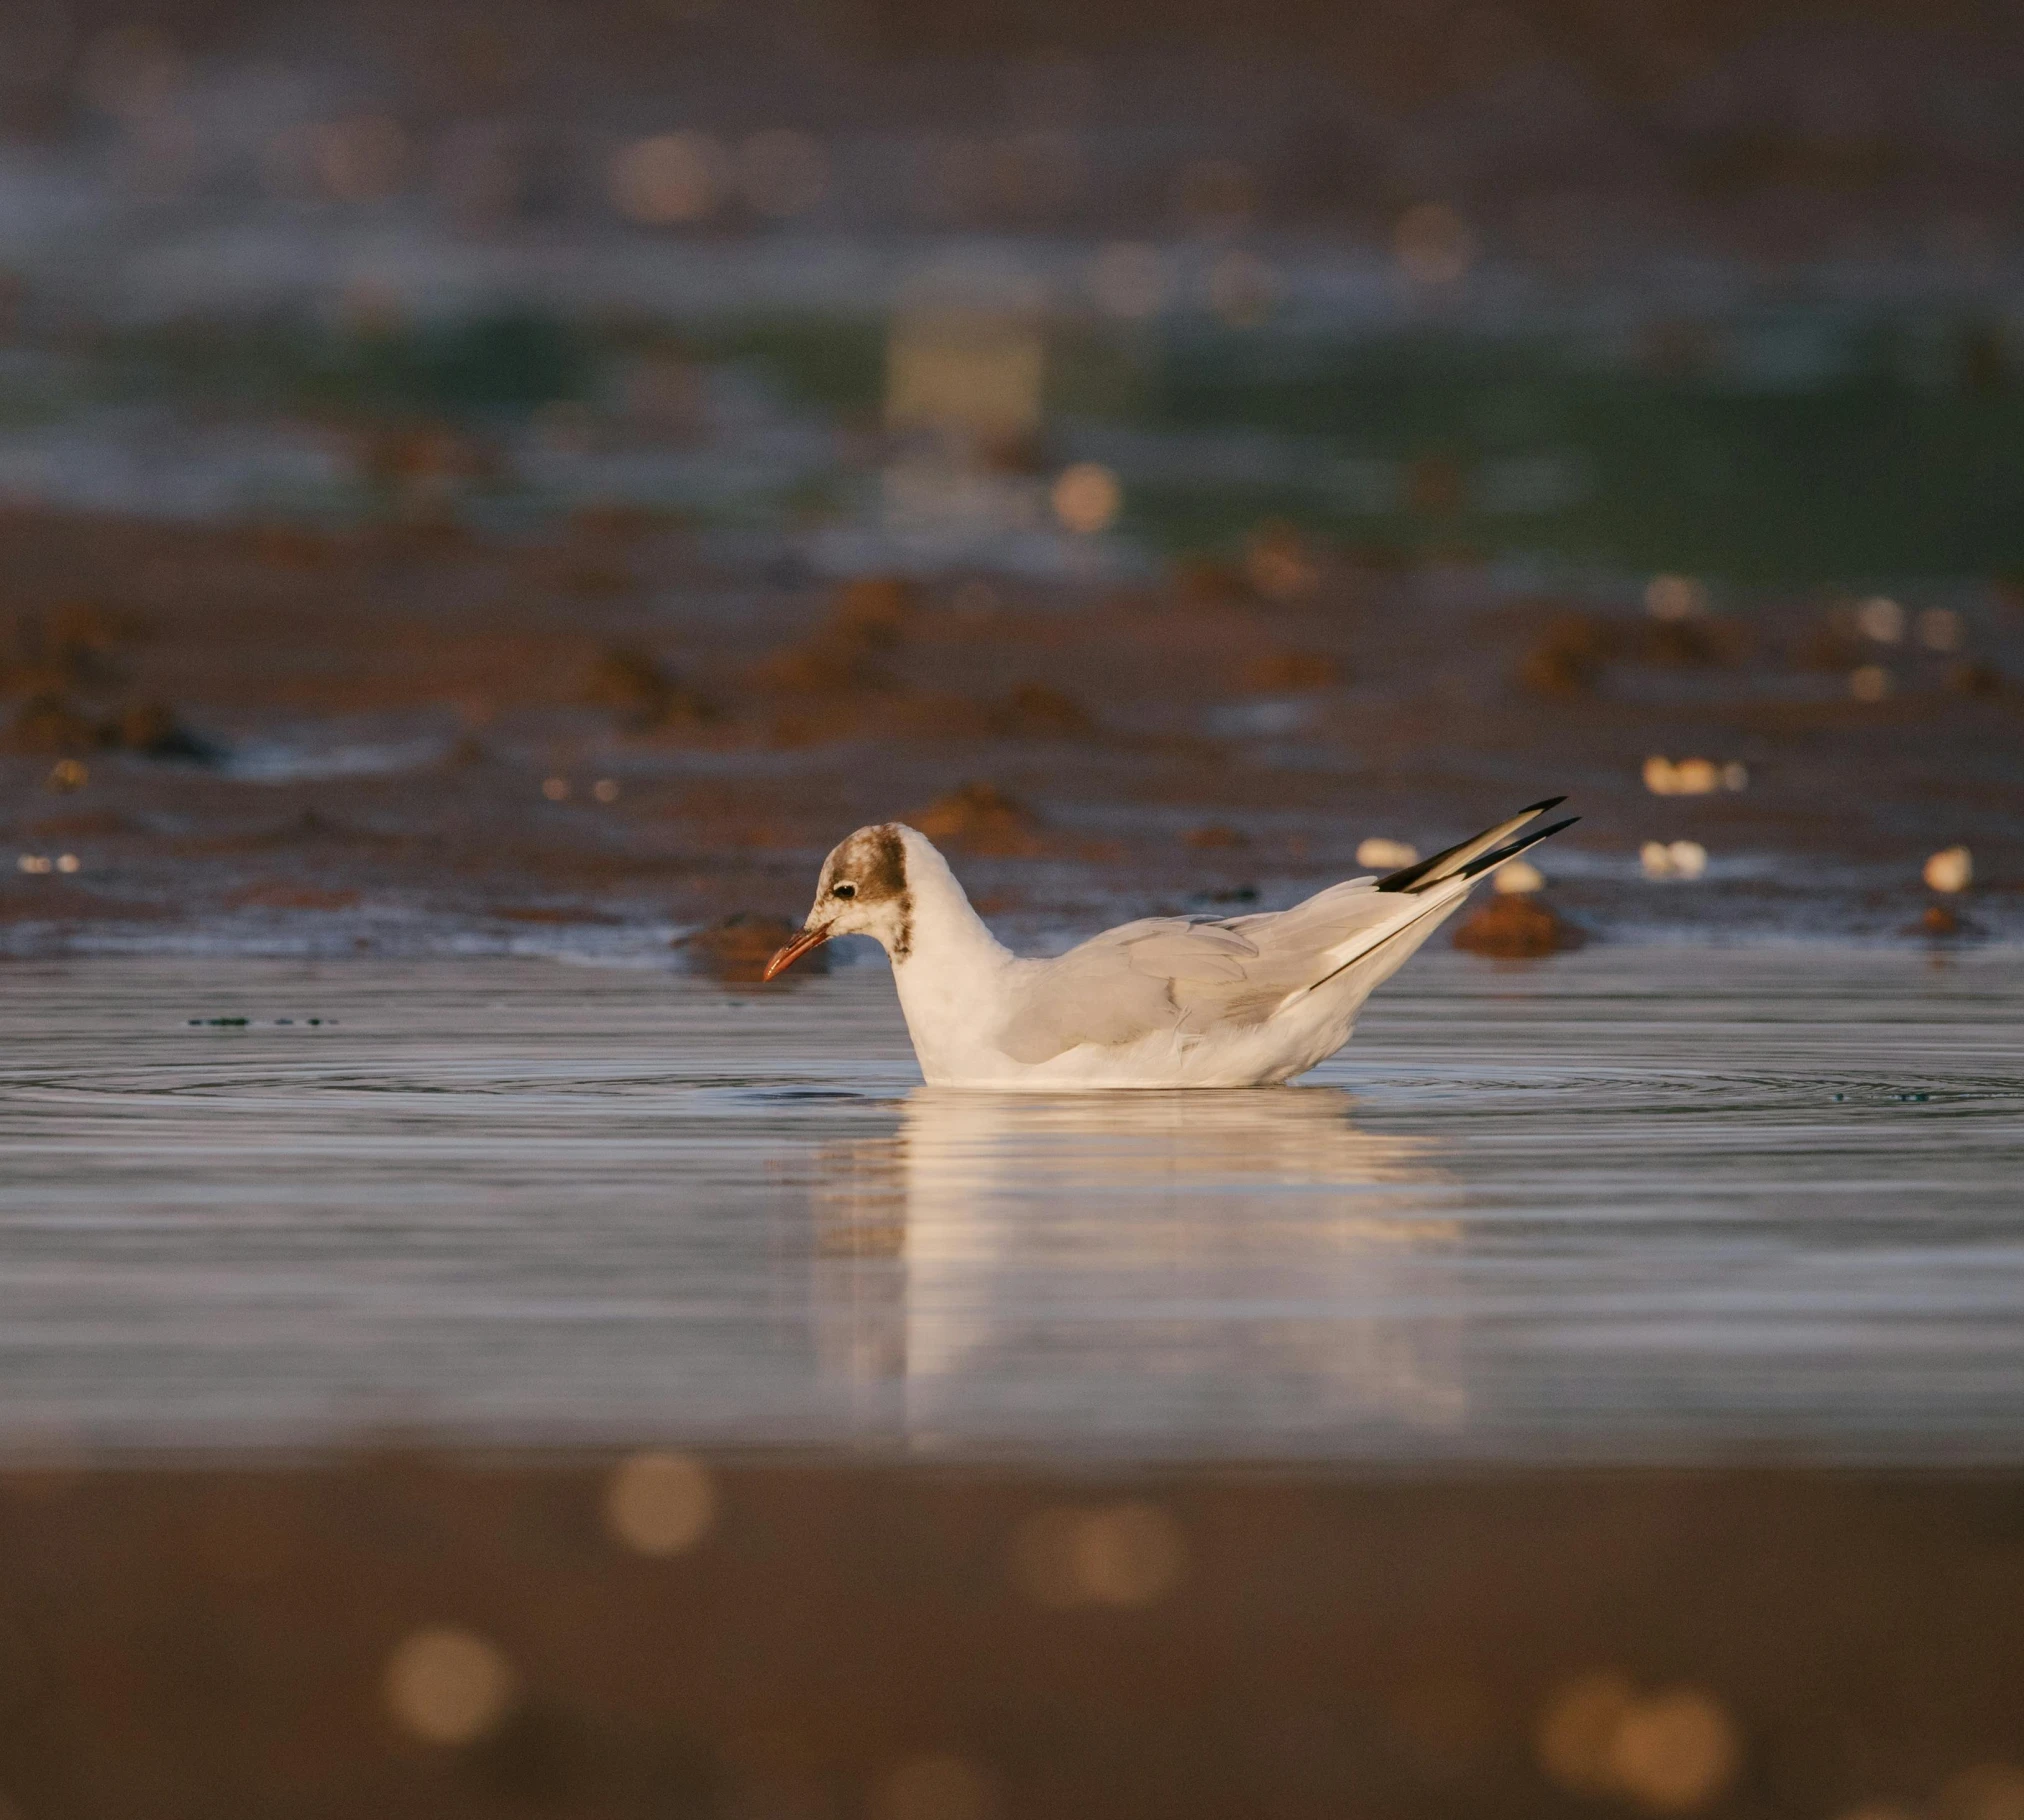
left=765, top=798, right=1577, bottom=1089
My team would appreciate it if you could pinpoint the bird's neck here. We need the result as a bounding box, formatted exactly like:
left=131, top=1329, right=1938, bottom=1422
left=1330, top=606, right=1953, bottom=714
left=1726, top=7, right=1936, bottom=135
left=891, top=862, right=1009, bottom=975
left=887, top=860, right=1013, bottom=1062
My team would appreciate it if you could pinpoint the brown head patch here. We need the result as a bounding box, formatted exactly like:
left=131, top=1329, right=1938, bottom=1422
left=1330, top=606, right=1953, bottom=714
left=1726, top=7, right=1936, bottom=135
left=824, top=823, right=914, bottom=960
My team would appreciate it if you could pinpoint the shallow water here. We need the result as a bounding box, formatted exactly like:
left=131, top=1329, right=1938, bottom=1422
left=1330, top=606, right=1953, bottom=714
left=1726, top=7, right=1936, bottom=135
left=0, top=948, right=2019, bottom=1463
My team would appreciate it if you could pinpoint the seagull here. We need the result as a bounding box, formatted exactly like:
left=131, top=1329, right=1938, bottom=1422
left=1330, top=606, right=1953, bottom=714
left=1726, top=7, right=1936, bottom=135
left=765, top=798, right=1577, bottom=1089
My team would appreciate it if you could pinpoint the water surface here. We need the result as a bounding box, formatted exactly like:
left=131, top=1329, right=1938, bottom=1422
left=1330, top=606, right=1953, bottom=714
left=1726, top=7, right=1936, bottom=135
left=1, top=948, right=2018, bottom=1462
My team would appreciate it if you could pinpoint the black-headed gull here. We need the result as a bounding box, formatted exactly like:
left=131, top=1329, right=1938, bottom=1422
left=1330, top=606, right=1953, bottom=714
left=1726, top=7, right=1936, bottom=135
left=766, top=798, right=1576, bottom=1088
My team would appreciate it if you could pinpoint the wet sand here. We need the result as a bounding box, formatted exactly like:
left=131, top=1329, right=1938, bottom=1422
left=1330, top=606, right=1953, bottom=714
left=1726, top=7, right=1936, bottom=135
left=4, top=1451, right=2024, bottom=1819
left=2, top=508, right=2019, bottom=953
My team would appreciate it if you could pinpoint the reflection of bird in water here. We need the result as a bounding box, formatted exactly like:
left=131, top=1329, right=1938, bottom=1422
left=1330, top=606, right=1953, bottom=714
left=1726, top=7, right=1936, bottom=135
left=765, top=800, right=1575, bottom=1087
left=810, top=1088, right=1467, bottom=1446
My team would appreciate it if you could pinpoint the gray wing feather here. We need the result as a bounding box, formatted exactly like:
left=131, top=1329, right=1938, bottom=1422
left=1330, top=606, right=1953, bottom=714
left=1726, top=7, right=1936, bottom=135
left=994, top=936, right=1179, bottom=1062
left=993, top=878, right=1422, bottom=1063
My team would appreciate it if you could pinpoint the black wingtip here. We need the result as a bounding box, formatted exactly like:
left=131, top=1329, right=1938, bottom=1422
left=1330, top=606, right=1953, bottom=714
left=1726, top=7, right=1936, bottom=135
left=1458, top=815, right=1580, bottom=880
left=1375, top=796, right=1572, bottom=893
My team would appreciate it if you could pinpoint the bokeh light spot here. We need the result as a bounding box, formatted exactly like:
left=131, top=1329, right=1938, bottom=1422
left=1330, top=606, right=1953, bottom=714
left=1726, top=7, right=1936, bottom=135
left=1645, top=574, right=1706, bottom=621
left=1051, top=464, right=1121, bottom=535
left=313, top=116, right=409, bottom=203
left=383, top=1626, right=516, bottom=1745
left=1646, top=756, right=1730, bottom=795
left=1641, top=840, right=1707, bottom=880
left=1395, top=203, right=1476, bottom=285
left=871, top=1753, right=999, bottom=1820
left=604, top=1449, right=715, bottom=1556
left=1357, top=837, right=1419, bottom=870
left=1010, top=1501, right=1187, bottom=1607
left=1937, top=1763, right=2024, bottom=1820
left=1856, top=596, right=1905, bottom=643
left=1923, top=846, right=1972, bottom=893
left=1917, top=607, right=1964, bottom=652
left=1607, top=1687, right=1740, bottom=1812
left=1539, top=1670, right=1639, bottom=1793
left=1540, top=1674, right=1738, bottom=1810
left=611, top=133, right=722, bottom=225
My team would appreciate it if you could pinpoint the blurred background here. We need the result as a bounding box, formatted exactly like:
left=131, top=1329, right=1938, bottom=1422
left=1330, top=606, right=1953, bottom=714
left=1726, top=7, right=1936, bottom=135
left=3, top=8, right=2024, bottom=1813
left=2, top=0, right=2022, bottom=953
left=1, top=0, right=2021, bottom=958
left=4, top=0, right=2024, bottom=577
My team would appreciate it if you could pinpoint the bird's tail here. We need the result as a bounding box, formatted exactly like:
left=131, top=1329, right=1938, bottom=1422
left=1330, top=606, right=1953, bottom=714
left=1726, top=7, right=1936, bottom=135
left=1283, top=799, right=1578, bottom=1011
left=1375, top=797, right=1577, bottom=894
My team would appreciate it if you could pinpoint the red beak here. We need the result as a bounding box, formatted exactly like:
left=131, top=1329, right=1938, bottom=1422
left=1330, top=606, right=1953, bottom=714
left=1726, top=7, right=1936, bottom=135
left=762, top=924, right=832, bottom=981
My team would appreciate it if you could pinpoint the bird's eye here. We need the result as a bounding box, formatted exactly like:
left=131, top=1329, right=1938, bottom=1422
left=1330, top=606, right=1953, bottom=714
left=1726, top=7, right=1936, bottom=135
left=832, top=881, right=856, bottom=898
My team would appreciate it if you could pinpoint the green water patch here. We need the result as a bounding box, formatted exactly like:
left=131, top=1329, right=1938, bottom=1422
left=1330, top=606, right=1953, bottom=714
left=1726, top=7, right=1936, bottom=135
left=1099, top=324, right=2024, bottom=583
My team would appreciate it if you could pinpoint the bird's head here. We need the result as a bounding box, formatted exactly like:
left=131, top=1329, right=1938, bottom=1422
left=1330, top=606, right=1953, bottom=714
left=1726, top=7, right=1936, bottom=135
left=764, top=822, right=917, bottom=979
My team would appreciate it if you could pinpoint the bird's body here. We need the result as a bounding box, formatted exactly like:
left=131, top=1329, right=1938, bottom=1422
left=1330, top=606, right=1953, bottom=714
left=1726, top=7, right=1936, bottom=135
left=766, top=801, right=1575, bottom=1090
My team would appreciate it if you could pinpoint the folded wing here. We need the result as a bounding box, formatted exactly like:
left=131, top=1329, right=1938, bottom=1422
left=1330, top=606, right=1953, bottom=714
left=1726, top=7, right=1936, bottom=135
left=993, top=800, right=1575, bottom=1066
left=994, top=880, right=1410, bottom=1063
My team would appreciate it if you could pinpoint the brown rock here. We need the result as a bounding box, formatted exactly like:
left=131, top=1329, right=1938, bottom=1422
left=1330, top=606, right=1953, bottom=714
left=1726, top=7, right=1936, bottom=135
left=107, top=700, right=221, bottom=762
left=1244, top=521, right=1321, bottom=601
left=4, top=600, right=130, bottom=691
left=1911, top=903, right=1979, bottom=937
left=1406, top=453, right=1466, bottom=514
left=751, top=628, right=890, bottom=696
left=1241, top=650, right=1341, bottom=692
left=229, top=885, right=364, bottom=912
left=555, top=559, right=637, bottom=598
left=1185, top=823, right=1250, bottom=851
left=441, top=734, right=495, bottom=767
left=677, top=912, right=826, bottom=982
left=490, top=904, right=620, bottom=926
left=751, top=578, right=926, bottom=699
left=1639, top=615, right=1748, bottom=667
left=989, top=683, right=1096, bottom=739
left=1173, top=557, right=1255, bottom=608
left=4, top=692, right=98, bottom=755
left=830, top=576, right=920, bottom=647
left=1453, top=894, right=1586, bottom=958
left=1, top=686, right=203, bottom=761
left=28, top=811, right=130, bottom=838
left=585, top=646, right=715, bottom=731
left=1517, top=614, right=1614, bottom=697
left=248, top=525, right=339, bottom=570
left=912, top=782, right=1043, bottom=856
left=567, top=502, right=656, bottom=543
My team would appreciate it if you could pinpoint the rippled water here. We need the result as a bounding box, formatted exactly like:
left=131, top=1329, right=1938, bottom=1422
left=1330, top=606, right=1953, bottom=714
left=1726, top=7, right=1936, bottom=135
left=1, top=948, right=2019, bottom=1462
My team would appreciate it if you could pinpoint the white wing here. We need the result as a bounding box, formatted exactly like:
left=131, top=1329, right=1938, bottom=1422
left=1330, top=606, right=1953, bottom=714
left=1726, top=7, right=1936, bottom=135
left=994, top=879, right=1413, bottom=1063
left=992, top=799, right=1577, bottom=1066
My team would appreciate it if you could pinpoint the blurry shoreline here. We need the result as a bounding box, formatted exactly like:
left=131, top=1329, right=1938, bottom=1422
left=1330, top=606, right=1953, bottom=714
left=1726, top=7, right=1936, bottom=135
left=4, top=1448, right=2024, bottom=1817
left=2, top=507, right=2016, bottom=954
